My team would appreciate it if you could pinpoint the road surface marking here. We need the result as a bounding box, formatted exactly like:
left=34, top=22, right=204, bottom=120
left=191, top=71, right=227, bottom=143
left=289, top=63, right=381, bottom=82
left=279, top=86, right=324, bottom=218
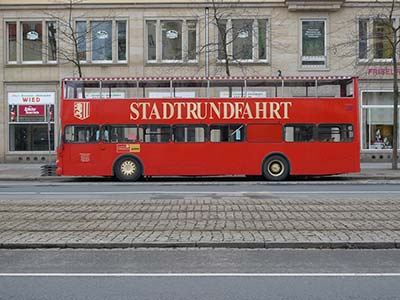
left=0, top=273, right=400, bottom=277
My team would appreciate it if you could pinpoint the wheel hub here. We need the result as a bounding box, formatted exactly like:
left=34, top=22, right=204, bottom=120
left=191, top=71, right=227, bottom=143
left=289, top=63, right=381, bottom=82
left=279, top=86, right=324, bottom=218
left=121, top=160, right=136, bottom=176
left=268, top=160, right=284, bottom=177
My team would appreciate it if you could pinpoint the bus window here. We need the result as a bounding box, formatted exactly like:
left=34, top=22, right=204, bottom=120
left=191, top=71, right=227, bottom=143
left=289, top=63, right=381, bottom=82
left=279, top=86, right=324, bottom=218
left=318, top=124, right=354, bottom=142
left=284, top=124, right=315, bottom=142
left=139, top=124, right=170, bottom=143
left=103, top=125, right=137, bottom=143
left=247, top=124, right=282, bottom=143
left=64, top=125, right=99, bottom=143
left=173, top=125, right=206, bottom=142
left=210, top=124, right=245, bottom=142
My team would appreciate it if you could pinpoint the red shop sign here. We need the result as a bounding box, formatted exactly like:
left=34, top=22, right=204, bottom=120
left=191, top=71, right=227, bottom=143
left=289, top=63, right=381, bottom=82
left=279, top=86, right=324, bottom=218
left=18, top=105, right=45, bottom=116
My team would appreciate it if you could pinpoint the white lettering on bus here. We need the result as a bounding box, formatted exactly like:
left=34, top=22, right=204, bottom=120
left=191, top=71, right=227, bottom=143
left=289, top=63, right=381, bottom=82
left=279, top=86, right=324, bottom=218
left=129, top=101, right=293, bottom=121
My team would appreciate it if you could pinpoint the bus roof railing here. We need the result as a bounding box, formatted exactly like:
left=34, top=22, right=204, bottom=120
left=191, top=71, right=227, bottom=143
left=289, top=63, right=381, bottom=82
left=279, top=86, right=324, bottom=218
left=63, top=75, right=355, bottom=82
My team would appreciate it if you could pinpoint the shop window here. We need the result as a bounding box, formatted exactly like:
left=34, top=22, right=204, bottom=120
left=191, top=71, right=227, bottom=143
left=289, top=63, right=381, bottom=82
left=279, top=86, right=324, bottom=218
left=210, top=124, right=245, bottom=142
left=9, top=124, right=54, bottom=151
left=139, top=125, right=170, bottom=143
left=301, top=20, right=326, bottom=68
left=173, top=125, right=206, bottom=142
left=146, top=19, right=197, bottom=62
left=284, top=124, right=315, bottom=142
left=64, top=125, right=99, bottom=143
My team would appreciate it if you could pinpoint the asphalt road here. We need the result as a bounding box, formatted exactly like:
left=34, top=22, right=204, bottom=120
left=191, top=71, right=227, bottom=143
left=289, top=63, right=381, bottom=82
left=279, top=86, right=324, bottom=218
left=1, top=181, right=400, bottom=196
left=0, top=249, right=399, bottom=300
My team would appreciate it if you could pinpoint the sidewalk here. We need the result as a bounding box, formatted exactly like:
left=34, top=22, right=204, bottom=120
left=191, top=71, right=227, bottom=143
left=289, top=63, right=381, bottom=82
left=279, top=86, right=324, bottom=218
left=0, top=162, right=399, bottom=181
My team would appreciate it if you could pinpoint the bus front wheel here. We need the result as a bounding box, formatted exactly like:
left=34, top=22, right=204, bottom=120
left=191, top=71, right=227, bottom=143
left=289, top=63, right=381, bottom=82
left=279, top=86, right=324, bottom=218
left=262, top=155, right=289, bottom=181
left=115, top=157, right=142, bottom=182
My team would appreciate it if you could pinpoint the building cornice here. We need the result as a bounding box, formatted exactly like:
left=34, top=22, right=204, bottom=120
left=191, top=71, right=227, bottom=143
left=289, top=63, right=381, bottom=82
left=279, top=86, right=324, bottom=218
left=285, top=0, right=344, bottom=11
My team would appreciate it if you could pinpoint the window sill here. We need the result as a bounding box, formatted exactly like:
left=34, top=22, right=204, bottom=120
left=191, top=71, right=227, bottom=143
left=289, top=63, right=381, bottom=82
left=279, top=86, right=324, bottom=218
left=6, top=63, right=59, bottom=67
left=298, top=67, right=330, bottom=72
left=145, top=61, right=199, bottom=66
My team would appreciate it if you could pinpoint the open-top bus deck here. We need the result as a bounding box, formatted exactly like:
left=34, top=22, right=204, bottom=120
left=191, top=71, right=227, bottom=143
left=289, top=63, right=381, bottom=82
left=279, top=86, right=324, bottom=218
left=56, top=76, right=360, bottom=181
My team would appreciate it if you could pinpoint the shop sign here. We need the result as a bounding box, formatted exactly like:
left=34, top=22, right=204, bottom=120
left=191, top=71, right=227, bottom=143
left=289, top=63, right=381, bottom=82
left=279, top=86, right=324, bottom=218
left=238, top=30, right=249, bottom=39
left=367, top=67, right=400, bottom=75
left=8, top=92, right=55, bottom=105
left=96, top=30, right=109, bottom=40
left=166, top=30, right=178, bottom=39
left=26, top=31, right=39, bottom=41
left=19, top=105, right=45, bottom=117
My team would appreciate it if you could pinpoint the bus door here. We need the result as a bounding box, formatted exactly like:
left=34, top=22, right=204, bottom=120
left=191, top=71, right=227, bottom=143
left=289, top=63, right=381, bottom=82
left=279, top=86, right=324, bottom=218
left=62, top=124, right=106, bottom=176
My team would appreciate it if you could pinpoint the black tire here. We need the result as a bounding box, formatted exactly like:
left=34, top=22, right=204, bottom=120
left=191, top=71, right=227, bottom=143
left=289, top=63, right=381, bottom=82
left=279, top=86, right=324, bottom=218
left=262, top=155, right=290, bottom=181
left=114, top=157, right=142, bottom=182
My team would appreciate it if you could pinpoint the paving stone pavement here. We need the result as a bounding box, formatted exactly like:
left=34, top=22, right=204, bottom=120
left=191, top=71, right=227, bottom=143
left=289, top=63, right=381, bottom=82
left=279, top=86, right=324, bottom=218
left=0, top=194, right=399, bottom=248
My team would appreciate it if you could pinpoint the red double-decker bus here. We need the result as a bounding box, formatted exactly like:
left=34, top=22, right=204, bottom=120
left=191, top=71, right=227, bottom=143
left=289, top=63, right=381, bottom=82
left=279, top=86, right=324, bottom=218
left=56, top=76, right=360, bottom=181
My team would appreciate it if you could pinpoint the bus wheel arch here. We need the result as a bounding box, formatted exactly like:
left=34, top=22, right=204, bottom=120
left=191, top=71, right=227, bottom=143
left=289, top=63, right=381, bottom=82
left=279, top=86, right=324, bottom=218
left=262, top=153, right=290, bottom=181
left=113, top=155, right=144, bottom=182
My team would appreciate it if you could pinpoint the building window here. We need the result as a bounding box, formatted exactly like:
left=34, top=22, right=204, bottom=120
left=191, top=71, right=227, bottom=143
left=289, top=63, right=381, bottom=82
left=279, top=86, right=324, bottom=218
left=358, top=19, right=368, bottom=60
left=358, top=18, right=397, bottom=62
left=91, top=21, right=112, bottom=61
left=301, top=19, right=326, bottom=68
left=7, top=22, right=17, bottom=62
left=74, top=19, right=127, bottom=63
left=22, top=21, right=43, bottom=62
left=217, top=18, right=269, bottom=62
left=146, top=19, right=197, bottom=62
left=6, top=20, right=57, bottom=64
left=162, top=20, right=182, bottom=61
left=373, top=19, right=393, bottom=60
left=76, top=21, right=87, bottom=61
left=117, top=21, right=127, bottom=61
left=47, top=21, right=57, bottom=62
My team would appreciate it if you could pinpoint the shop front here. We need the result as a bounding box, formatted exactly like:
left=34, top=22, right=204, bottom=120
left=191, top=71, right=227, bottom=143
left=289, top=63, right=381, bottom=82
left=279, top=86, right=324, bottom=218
left=361, top=89, right=400, bottom=161
left=7, top=91, right=56, bottom=162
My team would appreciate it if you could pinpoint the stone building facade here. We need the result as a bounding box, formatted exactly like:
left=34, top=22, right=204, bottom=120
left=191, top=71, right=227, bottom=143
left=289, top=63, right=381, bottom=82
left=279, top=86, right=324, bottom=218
left=0, top=0, right=399, bottom=163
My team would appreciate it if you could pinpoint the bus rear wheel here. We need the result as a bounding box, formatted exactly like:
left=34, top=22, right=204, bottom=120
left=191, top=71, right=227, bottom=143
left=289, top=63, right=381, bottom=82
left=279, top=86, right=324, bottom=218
left=263, top=155, right=289, bottom=181
left=115, top=157, right=142, bottom=182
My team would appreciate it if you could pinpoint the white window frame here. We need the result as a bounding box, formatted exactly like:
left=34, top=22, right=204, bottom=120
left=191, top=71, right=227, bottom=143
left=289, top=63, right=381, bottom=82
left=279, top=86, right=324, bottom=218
left=300, top=18, right=327, bottom=69
left=217, top=18, right=270, bottom=63
left=357, top=17, right=399, bottom=63
left=145, top=18, right=199, bottom=63
left=5, top=20, right=59, bottom=65
left=75, top=19, right=128, bottom=64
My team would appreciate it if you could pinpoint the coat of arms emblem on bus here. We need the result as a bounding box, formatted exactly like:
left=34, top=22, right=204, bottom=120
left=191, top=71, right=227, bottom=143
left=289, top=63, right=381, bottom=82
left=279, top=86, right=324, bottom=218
left=73, top=102, right=90, bottom=120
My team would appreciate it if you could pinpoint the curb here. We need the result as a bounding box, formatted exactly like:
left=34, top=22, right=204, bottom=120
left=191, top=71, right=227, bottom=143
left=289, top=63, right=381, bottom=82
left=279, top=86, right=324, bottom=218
left=1, top=241, right=399, bottom=250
